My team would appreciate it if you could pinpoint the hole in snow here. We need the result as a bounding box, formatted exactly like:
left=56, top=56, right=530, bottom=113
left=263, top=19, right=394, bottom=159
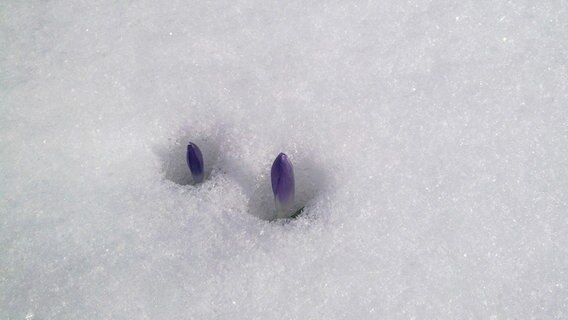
left=248, top=157, right=328, bottom=221
left=157, top=132, right=221, bottom=185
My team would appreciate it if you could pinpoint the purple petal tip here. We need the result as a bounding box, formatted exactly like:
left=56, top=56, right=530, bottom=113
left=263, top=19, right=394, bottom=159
left=271, top=152, right=295, bottom=209
left=186, top=142, right=204, bottom=183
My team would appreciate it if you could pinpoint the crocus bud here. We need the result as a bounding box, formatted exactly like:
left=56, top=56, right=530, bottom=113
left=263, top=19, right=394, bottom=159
left=186, top=142, right=204, bottom=183
left=271, top=153, right=295, bottom=212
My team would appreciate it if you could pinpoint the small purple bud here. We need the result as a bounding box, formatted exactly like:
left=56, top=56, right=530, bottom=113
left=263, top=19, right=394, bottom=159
left=186, top=142, right=204, bottom=183
left=271, top=153, right=295, bottom=211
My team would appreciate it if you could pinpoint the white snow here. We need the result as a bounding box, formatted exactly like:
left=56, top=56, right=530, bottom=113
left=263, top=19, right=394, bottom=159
left=1, top=0, right=567, bottom=319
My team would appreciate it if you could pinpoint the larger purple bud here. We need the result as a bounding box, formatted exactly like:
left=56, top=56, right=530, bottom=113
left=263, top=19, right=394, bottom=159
left=186, top=142, right=204, bottom=183
left=271, top=153, right=295, bottom=211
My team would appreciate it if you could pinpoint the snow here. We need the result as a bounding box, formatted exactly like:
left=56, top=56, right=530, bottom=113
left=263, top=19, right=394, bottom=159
left=1, top=0, right=567, bottom=318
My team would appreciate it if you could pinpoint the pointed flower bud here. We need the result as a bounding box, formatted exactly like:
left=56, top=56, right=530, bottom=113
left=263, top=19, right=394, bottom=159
left=271, top=153, right=295, bottom=212
left=186, top=142, right=204, bottom=183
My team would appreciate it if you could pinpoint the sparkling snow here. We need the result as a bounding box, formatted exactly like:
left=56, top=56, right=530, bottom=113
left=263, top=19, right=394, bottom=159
left=1, top=1, right=567, bottom=319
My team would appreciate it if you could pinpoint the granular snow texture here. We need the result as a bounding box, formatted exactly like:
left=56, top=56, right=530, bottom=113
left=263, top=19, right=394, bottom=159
left=1, top=1, right=567, bottom=319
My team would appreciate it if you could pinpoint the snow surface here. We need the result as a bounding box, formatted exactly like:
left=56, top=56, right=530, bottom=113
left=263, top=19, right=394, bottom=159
left=1, top=0, right=567, bottom=319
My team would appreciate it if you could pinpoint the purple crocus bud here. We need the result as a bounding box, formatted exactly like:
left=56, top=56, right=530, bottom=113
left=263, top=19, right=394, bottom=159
left=271, top=153, right=295, bottom=212
left=186, top=142, right=204, bottom=183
